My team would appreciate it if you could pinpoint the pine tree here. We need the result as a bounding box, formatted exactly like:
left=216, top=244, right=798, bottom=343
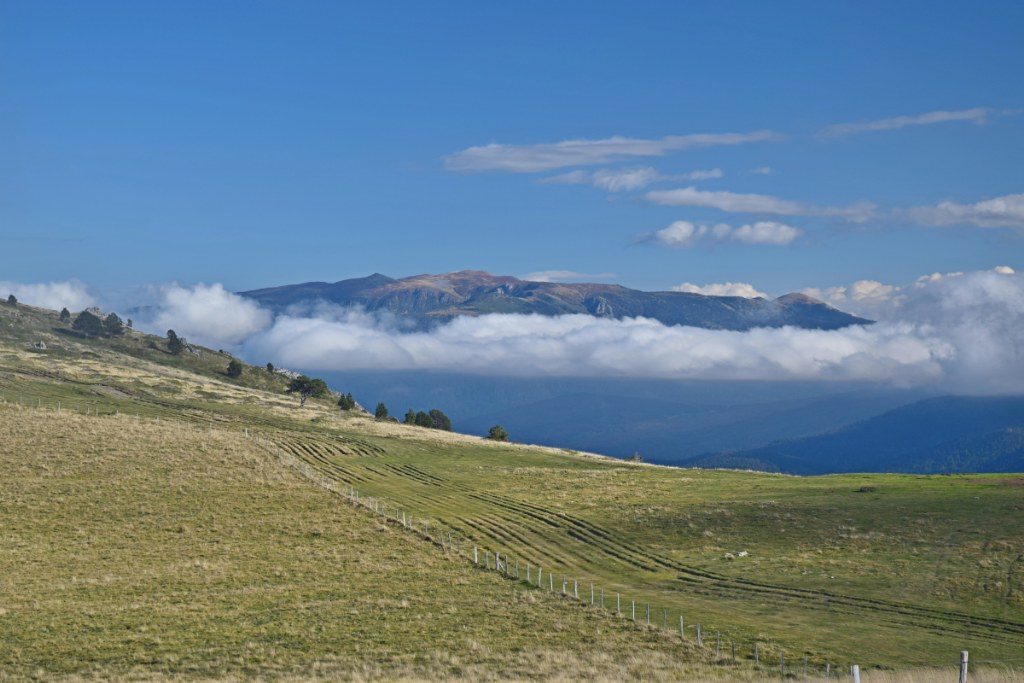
left=103, top=313, right=125, bottom=337
left=72, top=311, right=104, bottom=338
left=404, top=409, right=416, bottom=424
left=6, top=294, right=16, bottom=306
left=429, top=408, right=452, bottom=431
left=266, top=362, right=275, bottom=373
left=59, top=308, right=71, bottom=323
left=166, top=330, right=185, bottom=355
left=374, top=402, right=389, bottom=420
left=414, top=411, right=432, bottom=428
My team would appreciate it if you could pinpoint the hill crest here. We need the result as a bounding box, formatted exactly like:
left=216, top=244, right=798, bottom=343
left=241, top=270, right=871, bottom=331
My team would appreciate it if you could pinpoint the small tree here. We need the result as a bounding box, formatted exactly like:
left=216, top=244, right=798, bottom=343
left=414, top=410, right=432, bottom=428
left=72, top=311, right=104, bottom=338
left=266, top=362, right=275, bottom=373
left=337, top=393, right=355, bottom=411
left=59, top=307, right=71, bottom=323
left=404, top=409, right=416, bottom=424
left=429, top=408, right=452, bottom=431
left=6, top=294, right=16, bottom=306
left=103, top=313, right=125, bottom=337
left=487, top=425, right=509, bottom=442
left=167, top=330, right=185, bottom=355
left=226, top=359, right=243, bottom=378
left=374, top=402, right=389, bottom=420
left=126, top=318, right=133, bottom=328
left=287, top=375, right=329, bottom=406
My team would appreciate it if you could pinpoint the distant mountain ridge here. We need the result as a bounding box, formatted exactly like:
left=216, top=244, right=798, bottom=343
left=240, top=270, right=871, bottom=330
left=679, top=395, right=1024, bottom=474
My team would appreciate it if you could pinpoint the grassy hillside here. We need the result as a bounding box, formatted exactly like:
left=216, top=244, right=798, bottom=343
left=1, top=300, right=1022, bottom=680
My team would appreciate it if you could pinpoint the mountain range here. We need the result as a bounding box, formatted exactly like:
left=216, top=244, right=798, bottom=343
left=240, top=270, right=871, bottom=330
left=679, top=395, right=1024, bottom=474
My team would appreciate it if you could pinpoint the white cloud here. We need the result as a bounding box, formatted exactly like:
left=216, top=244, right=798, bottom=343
left=645, top=186, right=875, bottom=222
left=994, top=265, right=1015, bottom=275
left=0, top=280, right=95, bottom=311
left=646, top=220, right=801, bottom=247
left=521, top=270, right=616, bottom=283
left=731, top=221, right=802, bottom=245
left=235, top=267, right=1024, bottom=392
left=820, top=107, right=1004, bottom=138
left=543, top=167, right=724, bottom=192
left=146, top=283, right=272, bottom=347
left=680, top=168, right=724, bottom=181
left=672, top=282, right=768, bottom=298
left=444, top=131, right=779, bottom=172
left=242, top=310, right=948, bottom=384
left=905, top=193, right=1024, bottom=230
left=750, top=166, right=773, bottom=175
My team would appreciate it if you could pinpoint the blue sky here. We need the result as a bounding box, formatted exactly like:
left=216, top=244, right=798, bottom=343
left=2, top=1, right=1023, bottom=296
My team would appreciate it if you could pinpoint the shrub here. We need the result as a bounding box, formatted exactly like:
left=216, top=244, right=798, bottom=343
left=59, top=308, right=71, bottom=323
left=226, top=359, right=243, bottom=378
left=337, top=393, right=355, bottom=411
left=374, top=402, right=389, bottom=420
left=487, top=425, right=509, bottom=442
left=6, top=294, right=16, bottom=306
left=404, top=409, right=416, bottom=424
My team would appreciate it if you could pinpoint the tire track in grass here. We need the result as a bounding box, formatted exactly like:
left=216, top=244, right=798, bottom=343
left=282, top=437, right=1024, bottom=644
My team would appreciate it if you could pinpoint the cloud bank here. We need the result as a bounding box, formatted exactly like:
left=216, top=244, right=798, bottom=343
left=0, top=280, right=95, bottom=311
left=148, top=283, right=272, bottom=347
left=125, top=267, right=1023, bottom=393
left=444, top=131, right=778, bottom=173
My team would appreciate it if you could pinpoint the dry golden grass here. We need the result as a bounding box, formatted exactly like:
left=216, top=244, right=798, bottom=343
left=0, top=405, right=762, bottom=681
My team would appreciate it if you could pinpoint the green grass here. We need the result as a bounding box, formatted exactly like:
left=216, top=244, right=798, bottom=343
left=0, top=407, right=737, bottom=681
left=1, top=303, right=1022, bottom=679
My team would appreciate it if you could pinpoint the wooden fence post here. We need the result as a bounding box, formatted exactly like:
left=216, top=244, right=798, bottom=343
left=851, top=664, right=861, bottom=683
left=696, top=623, right=702, bottom=647
left=754, top=643, right=759, bottom=665
left=679, top=615, right=684, bottom=637
left=616, top=593, right=621, bottom=614
left=645, top=603, right=650, bottom=625
left=959, top=651, right=968, bottom=683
